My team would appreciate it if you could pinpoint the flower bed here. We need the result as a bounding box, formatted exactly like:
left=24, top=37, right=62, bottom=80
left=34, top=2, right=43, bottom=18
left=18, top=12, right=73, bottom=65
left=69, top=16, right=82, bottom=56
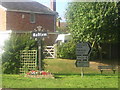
left=25, top=70, right=54, bottom=79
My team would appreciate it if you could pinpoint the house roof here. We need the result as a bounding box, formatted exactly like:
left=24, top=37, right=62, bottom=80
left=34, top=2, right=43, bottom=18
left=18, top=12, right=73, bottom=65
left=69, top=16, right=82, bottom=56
left=0, top=1, right=57, bottom=15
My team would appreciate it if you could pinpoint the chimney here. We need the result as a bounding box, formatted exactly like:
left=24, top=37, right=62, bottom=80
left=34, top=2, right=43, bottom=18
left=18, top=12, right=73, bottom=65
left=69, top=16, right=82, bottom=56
left=50, top=0, right=56, bottom=11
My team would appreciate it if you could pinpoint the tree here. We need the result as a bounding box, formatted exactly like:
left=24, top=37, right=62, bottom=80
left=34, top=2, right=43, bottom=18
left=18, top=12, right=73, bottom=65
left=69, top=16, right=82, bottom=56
left=65, top=2, right=119, bottom=60
left=65, top=2, right=119, bottom=44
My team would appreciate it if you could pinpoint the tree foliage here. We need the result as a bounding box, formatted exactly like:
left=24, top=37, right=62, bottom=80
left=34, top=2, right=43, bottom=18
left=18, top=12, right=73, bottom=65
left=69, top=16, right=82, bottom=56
left=66, top=2, right=119, bottom=44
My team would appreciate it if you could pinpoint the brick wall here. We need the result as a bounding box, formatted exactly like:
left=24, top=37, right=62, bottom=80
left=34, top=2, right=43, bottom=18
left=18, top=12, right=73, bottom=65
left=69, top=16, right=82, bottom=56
left=0, top=8, right=6, bottom=30
left=44, top=34, right=57, bottom=45
left=6, top=11, right=55, bottom=32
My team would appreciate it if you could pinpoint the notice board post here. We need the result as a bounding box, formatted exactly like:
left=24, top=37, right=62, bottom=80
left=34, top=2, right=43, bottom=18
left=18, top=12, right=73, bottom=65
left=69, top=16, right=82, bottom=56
left=75, top=42, right=91, bottom=77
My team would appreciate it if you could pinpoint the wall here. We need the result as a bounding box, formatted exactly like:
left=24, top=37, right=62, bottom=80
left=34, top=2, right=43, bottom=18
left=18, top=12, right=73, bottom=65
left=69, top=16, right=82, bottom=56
left=6, top=11, right=55, bottom=32
left=6, top=11, right=57, bottom=45
left=44, top=34, right=57, bottom=45
left=0, top=8, right=6, bottom=30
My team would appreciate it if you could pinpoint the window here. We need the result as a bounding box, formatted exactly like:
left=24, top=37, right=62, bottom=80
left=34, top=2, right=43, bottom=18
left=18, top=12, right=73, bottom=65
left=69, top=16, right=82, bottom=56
left=30, top=13, right=36, bottom=23
left=22, top=14, right=25, bottom=19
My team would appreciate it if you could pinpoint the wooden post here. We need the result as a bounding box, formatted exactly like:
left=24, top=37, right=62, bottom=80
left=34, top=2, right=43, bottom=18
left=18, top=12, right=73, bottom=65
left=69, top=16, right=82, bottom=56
left=81, top=67, right=84, bottom=78
left=32, top=26, right=48, bottom=71
left=38, top=39, right=42, bottom=71
left=54, top=44, right=57, bottom=58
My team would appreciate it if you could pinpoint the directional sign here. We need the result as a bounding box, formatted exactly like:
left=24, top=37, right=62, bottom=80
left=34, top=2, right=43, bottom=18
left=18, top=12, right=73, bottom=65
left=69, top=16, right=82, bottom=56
left=75, top=61, right=89, bottom=67
left=77, top=56, right=88, bottom=60
left=76, top=42, right=91, bottom=56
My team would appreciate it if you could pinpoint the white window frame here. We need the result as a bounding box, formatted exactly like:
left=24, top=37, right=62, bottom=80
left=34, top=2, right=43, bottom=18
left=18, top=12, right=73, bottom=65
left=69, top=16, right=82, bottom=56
left=30, top=13, right=36, bottom=23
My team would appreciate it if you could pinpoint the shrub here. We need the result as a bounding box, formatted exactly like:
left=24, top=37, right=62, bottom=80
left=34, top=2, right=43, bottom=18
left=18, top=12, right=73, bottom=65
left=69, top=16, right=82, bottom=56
left=57, top=40, right=76, bottom=59
left=2, top=33, right=37, bottom=74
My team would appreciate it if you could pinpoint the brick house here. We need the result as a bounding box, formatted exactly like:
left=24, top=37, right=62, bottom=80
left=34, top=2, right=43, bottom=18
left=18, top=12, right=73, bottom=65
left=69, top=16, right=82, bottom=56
left=0, top=1, right=58, bottom=45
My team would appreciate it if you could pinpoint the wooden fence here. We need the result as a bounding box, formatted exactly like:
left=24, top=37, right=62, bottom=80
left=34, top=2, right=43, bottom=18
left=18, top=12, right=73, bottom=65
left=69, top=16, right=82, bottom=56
left=20, top=50, right=37, bottom=73
left=44, top=45, right=57, bottom=58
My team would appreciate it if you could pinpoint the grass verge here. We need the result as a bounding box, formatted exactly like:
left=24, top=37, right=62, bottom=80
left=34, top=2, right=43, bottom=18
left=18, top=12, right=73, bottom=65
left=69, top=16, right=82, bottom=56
left=2, top=59, right=118, bottom=88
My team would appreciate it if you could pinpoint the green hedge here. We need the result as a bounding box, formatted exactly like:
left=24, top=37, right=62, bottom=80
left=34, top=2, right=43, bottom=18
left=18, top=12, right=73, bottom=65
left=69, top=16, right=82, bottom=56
left=57, top=40, right=100, bottom=60
left=57, top=40, right=76, bottom=59
left=2, top=33, right=37, bottom=74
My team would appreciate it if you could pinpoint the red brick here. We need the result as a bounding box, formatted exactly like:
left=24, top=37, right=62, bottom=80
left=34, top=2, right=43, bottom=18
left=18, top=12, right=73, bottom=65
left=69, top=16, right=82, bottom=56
left=6, top=11, right=55, bottom=32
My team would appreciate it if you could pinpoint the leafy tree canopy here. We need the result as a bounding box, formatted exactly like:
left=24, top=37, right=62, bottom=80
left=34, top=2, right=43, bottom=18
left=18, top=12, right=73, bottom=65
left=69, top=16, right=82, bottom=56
left=66, top=2, right=119, bottom=44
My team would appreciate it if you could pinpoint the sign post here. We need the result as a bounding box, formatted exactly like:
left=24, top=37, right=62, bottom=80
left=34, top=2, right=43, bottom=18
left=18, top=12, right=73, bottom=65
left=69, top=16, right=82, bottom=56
left=81, top=66, right=83, bottom=78
left=32, top=26, right=48, bottom=71
left=75, top=42, right=91, bottom=77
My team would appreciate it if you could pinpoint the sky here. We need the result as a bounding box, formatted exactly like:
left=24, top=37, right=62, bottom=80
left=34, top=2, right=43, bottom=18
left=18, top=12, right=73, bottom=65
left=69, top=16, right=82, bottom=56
left=1, top=0, right=119, bottom=21
left=35, top=0, right=68, bottom=22
left=35, top=0, right=119, bottom=22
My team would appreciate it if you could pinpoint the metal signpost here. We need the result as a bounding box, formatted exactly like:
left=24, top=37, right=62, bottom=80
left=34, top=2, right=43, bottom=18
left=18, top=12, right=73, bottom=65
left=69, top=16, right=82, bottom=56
left=75, top=42, right=91, bottom=77
left=32, top=26, right=48, bottom=71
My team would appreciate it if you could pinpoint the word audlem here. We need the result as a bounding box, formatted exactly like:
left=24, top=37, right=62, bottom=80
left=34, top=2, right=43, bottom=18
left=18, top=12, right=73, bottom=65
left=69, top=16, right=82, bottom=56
left=32, top=32, right=48, bottom=38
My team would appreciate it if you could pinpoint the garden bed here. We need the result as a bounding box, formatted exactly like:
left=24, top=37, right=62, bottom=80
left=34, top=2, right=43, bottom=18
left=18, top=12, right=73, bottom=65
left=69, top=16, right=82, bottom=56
left=25, top=70, right=54, bottom=79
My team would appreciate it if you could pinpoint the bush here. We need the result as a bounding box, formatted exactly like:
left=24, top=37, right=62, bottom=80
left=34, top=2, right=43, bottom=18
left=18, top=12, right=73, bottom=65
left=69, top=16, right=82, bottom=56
left=57, top=40, right=76, bottom=59
left=2, top=33, right=37, bottom=74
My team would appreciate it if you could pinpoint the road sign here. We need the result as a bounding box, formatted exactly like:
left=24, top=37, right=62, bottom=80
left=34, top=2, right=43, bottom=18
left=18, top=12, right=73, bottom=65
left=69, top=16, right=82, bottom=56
left=76, top=56, right=88, bottom=60
left=75, top=61, right=89, bottom=67
left=76, top=42, right=91, bottom=56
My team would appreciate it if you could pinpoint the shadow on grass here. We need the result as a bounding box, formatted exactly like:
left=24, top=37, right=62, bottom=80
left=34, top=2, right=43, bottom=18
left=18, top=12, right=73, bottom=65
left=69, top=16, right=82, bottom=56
left=54, top=73, right=81, bottom=78
left=54, top=73, right=117, bottom=79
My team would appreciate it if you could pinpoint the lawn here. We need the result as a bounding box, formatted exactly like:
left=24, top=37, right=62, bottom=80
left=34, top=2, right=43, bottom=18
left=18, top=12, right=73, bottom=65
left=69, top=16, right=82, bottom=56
left=2, top=59, right=119, bottom=88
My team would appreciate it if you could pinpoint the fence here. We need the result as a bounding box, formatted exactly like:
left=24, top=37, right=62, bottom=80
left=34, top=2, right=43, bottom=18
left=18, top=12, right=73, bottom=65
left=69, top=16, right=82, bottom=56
left=44, top=45, right=57, bottom=58
left=20, top=50, right=37, bottom=73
